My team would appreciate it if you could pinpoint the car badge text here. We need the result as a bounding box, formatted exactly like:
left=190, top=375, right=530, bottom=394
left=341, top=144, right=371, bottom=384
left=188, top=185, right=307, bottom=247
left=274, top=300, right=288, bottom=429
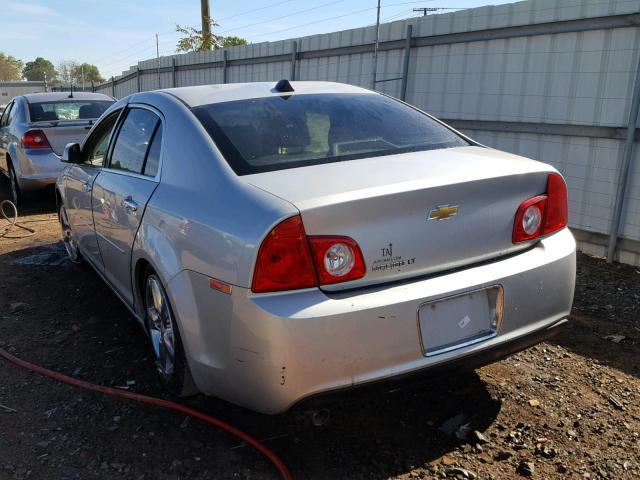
left=428, top=205, right=459, bottom=221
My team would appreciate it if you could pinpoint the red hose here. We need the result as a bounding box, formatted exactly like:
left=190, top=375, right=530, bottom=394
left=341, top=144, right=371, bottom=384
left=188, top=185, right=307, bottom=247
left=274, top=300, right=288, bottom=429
left=0, top=347, right=293, bottom=480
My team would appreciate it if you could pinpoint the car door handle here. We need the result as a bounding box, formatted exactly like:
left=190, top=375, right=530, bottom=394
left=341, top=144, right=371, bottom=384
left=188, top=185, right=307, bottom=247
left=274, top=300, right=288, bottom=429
left=121, top=197, right=138, bottom=213
left=82, top=182, right=92, bottom=192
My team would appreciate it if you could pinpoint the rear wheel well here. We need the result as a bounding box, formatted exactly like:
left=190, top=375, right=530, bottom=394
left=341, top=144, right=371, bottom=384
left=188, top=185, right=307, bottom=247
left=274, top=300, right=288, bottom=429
left=135, top=258, right=152, bottom=307
left=55, top=188, right=63, bottom=213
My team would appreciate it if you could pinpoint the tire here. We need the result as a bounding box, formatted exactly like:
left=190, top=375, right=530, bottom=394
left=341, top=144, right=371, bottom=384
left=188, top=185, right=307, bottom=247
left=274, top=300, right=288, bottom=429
left=58, top=203, right=82, bottom=263
left=7, top=162, right=21, bottom=206
left=143, top=268, right=198, bottom=397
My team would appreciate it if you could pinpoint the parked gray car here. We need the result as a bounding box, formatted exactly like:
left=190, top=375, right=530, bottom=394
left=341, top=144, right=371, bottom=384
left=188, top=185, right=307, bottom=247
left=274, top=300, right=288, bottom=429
left=0, top=92, right=114, bottom=204
left=55, top=81, right=576, bottom=414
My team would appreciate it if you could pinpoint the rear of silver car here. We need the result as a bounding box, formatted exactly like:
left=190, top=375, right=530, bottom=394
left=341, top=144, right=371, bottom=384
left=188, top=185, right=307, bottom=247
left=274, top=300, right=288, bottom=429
left=0, top=92, right=113, bottom=198
left=167, top=87, right=576, bottom=414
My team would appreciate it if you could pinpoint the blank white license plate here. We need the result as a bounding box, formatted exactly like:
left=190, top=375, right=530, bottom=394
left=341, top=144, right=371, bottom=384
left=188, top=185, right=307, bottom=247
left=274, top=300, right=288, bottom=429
left=418, top=286, right=503, bottom=356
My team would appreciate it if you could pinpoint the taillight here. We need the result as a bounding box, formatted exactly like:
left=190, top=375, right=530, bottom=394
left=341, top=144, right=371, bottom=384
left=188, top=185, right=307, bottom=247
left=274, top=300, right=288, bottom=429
left=308, top=236, right=366, bottom=285
left=513, top=172, right=568, bottom=243
left=23, top=130, right=51, bottom=149
left=544, top=172, right=569, bottom=234
left=251, top=216, right=317, bottom=293
left=251, top=215, right=366, bottom=293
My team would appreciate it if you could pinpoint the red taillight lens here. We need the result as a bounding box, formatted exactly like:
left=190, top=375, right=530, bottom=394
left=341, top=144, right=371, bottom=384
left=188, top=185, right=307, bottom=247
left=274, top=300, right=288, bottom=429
left=308, top=236, right=366, bottom=285
left=513, top=172, right=568, bottom=243
left=251, top=215, right=367, bottom=293
left=513, top=195, right=547, bottom=243
left=22, top=130, right=51, bottom=149
left=544, top=172, right=568, bottom=235
left=251, top=215, right=317, bottom=293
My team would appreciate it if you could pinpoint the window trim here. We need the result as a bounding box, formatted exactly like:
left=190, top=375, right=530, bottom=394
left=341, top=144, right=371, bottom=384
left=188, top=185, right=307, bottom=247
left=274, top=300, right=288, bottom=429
left=80, top=108, right=125, bottom=168
left=103, top=103, right=164, bottom=182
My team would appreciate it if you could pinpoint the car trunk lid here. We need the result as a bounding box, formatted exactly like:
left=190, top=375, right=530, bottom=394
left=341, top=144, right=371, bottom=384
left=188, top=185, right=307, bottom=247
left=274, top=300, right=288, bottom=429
left=29, top=120, right=95, bottom=155
left=244, top=146, right=555, bottom=291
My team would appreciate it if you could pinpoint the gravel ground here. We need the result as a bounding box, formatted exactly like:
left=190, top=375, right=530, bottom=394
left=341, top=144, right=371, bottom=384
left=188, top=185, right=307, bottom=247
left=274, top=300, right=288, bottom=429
left=0, top=182, right=638, bottom=480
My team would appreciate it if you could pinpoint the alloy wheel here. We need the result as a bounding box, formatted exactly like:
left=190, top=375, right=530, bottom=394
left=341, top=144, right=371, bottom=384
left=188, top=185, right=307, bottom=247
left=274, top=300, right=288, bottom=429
left=145, top=275, right=176, bottom=379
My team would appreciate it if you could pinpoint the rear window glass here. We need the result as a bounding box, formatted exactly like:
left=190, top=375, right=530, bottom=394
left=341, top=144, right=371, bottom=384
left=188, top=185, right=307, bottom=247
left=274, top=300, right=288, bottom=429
left=28, top=100, right=113, bottom=122
left=192, top=93, right=467, bottom=175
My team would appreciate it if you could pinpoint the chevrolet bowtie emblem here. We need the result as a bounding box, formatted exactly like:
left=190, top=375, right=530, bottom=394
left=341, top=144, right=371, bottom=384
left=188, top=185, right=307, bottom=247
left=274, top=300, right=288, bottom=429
left=428, top=205, right=459, bottom=221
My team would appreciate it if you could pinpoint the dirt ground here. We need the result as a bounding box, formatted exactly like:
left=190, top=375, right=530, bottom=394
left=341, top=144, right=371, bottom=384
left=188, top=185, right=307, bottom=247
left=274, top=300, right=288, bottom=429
left=0, top=180, right=638, bottom=480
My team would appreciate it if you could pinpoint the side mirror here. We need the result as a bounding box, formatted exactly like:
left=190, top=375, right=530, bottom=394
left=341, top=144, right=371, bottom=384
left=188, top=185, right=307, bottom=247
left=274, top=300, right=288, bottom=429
left=61, top=143, right=81, bottom=164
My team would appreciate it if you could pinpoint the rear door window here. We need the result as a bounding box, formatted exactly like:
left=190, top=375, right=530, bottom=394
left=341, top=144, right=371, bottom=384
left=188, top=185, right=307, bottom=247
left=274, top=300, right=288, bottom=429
left=143, top=125, right=162, bottom=177
left=192, top=93, right=468, bottom=175
left=109, top=108, right=159, bottom=175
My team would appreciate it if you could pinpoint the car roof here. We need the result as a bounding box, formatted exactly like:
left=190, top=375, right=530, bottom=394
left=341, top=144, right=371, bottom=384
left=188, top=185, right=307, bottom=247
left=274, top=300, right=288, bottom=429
left=160, top=81, right=373, bottom=108
left=22, top=92, right=114, bottom=103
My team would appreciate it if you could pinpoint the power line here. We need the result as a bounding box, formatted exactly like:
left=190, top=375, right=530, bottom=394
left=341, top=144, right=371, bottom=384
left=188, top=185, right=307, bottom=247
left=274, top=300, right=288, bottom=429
left=218, top=0, right=345, bottom=35
left=242, top=1, right=448, bottom=39
left=217, top=0, right=296, bottom=22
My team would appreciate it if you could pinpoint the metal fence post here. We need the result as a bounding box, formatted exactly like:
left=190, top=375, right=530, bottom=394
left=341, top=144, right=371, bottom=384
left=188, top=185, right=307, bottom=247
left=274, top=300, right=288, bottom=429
left=111, top=77, right=115, bottom=97
left=606, top=53, right=640, bottom=262
left=290, top=41, right=297, bottom=81
left=400, top=24, right=413, bottom=101
left=136, top=67, right=141, bottom=92
left=223, top=50, right=228, bottom=84
left=172, top=58, right=177, bottom=88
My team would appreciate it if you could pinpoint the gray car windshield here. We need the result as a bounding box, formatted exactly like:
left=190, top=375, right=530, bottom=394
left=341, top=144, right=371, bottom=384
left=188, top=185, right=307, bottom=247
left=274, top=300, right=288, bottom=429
left=192, top=93, right=468, bottom=175
left=28, top=100, right=113, bottom=122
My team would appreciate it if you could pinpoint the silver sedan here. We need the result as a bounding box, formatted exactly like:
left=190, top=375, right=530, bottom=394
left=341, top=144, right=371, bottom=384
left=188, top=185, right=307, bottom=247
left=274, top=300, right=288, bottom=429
left=56, top=81, right=576, bottom=414
left=0, top=92, right=114, bottom=204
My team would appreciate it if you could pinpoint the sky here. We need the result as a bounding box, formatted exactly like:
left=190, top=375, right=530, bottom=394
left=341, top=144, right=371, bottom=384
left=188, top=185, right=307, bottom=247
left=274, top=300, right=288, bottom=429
left=1, top=0, right=520, bottom=81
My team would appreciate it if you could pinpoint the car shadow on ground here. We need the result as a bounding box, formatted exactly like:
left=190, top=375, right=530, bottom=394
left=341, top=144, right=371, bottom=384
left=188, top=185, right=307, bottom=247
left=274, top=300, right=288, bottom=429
left=0, top=176, right=56, bottom=217
left=549, top=252, right=640, bottom=380
left=1, top=232, right=502, bottom=479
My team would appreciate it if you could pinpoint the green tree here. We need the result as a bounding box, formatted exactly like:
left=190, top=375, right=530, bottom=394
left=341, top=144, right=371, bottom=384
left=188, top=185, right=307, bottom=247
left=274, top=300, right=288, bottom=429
left=72, top=63, right=104, bottom=84
left=0, top=52, right=23, bottom=81
left=175, top=20, right=247, bottom=52
left=22, top=57, right=58, bottom=82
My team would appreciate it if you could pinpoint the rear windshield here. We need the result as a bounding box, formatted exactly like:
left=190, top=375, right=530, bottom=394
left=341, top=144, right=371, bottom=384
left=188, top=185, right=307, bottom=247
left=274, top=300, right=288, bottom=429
left=28, top=100, right=113, bottom=122
left=192, top=93, right=468, bottom=175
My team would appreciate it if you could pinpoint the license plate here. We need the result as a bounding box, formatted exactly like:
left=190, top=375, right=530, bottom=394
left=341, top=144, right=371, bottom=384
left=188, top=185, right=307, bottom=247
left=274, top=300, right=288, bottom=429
left=418, top=286, right=504, bottom=356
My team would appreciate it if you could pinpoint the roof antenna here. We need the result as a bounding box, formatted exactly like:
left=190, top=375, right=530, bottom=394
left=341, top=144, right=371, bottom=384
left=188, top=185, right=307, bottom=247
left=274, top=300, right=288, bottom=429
left=274, top=79, right=294, bottom=93
left=68, top=83, right=74, bottom=98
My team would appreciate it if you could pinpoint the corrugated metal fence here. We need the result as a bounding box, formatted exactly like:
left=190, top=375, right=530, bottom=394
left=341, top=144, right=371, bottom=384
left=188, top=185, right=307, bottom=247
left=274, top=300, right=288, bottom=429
left=94, top=0, right=640, bottom=265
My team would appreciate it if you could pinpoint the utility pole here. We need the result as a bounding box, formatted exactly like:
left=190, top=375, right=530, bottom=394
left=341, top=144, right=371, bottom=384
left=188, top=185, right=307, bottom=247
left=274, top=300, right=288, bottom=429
left=156, top=33, right=161, bottom=88
left=43, top=72, right=48, bottom=92
left=372, top=0, right=381, bottom=89
left=81, top=64, right=85, bottom=91
left=413, top=7, right=439, bottom=16
left=201, top=0, right=212, bottom=50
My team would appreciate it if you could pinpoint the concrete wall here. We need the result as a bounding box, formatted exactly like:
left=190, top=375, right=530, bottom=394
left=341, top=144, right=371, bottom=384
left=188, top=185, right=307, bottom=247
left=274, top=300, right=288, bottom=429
left=0, top=82, right=46, bottom=104
left=94, top=0, right=640, bottom=264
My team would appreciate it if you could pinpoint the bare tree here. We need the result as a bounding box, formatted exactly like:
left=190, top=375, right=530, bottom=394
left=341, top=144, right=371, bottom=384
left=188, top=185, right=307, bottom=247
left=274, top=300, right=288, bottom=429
left=57, top=60, right=79, bottom=84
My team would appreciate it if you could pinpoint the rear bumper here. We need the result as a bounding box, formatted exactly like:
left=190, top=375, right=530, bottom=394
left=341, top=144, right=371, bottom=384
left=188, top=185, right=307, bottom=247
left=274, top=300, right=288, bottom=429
left=168, top=228, right=576, bottom=414
left=15, top=149, right=63, bottom=191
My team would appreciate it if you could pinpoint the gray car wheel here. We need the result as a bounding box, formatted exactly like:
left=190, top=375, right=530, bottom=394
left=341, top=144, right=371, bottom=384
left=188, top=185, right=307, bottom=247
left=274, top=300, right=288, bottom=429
left=8, top=163, right=21, bottom=206
left=144, top=269, right=197, bottom=397
left=59, top=204, right=82, bottom=263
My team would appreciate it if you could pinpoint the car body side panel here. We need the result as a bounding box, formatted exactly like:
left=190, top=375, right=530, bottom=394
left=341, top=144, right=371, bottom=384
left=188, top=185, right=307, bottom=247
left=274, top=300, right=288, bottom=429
left=92, top=171, right=158, bottom=306
left=129, top=91, right=298, bottom=291
left=165, top=228, right=575, bottom=414
left=59, top=165, right=104, bottom=270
